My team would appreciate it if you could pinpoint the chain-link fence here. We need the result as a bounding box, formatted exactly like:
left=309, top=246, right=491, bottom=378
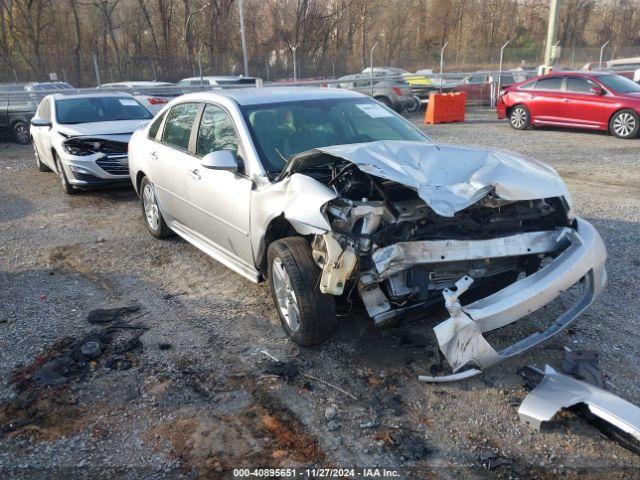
left=1, top=44, right=639, bottom=145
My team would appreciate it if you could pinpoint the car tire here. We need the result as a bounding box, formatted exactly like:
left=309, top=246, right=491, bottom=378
left=375, top=96, right=393, bottom=109
left=509, top=105, right=530, bottom=130
left=140, top=176, right=171, bottom=238
left=13, top=121, right=31, bottom=145
left=406, top=96, right=421, bottom=113
left=267, top=237, right=337, bottom=346
left=34, top=143, right=49, bottom=172
left=609, top=109, right=640, bottom=139
left=54, top=153, right=75, bottom=195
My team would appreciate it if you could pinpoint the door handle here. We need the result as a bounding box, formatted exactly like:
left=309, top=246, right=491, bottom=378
left=188, top=168, right=201, bottom=180
left=528, top=95, right=536, bottom=99
left=563, top=98, right=571, bottom=102
left=149, top=151, right=158, bottom=160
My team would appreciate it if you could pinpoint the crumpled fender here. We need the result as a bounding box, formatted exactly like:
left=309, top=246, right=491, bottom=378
left=250, top=173, right=337, bottom=269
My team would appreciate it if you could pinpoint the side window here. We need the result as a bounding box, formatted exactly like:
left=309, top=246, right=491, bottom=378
left=162, top=103, right=200, bottom=151
left=196, top=104, right=239, bottom=156
left=534, top=77, right=564, bottom=91
left=519, top=80, right=536, bottom=90
left=148, top=111, right=167, bottom=140
left=37, top=99, right=51, bottom=121
left=566, top=77, right=595, bottom=94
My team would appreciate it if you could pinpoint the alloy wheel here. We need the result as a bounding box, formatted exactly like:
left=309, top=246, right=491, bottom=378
left=142, top=183, right=160, bottom=231
left=613, top=112, right=636, bottom=138
left=511, top=107, right=527, bottom=128
left=271, top=257, right=301, bottom=332
left=14, top=122, right=30, bottom=144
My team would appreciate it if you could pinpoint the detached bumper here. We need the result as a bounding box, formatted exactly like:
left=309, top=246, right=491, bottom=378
left=420, top=218, right=607, bottom=382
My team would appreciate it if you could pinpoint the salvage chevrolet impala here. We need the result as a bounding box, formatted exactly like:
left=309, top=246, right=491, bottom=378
left=128, top=88, right=607, bottom=381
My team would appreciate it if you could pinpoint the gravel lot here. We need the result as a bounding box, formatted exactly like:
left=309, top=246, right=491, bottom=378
left=1, top=113, right=639, bottom=479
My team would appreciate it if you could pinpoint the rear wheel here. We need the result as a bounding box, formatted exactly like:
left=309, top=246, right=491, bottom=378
left=509, top=105, right=530, bottom=130
left=13, top=121, right=30, bottom=145
left=406, top=96, right=421, bottom=113
left=140, top=176, right=171, bottom=238
left=609, top=109, right=639, bottom=139
left=54, top=153, right=75, bottom=195
left=267, top=237, right=337, bottom=346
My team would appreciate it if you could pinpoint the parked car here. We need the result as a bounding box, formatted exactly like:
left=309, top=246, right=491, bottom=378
left=0, top=83, right=33, bottom=144
left=452, top=71, right=520, bottom=105
left=177, top=76, right=258, bottom=87
left=24, top=82, right=74, bottom=92
left=30, top=92, right=153, bottom=194
left=99, top=81, right=175, bottom=113
left=361, top=67, right=434, bottom=105
left=127, top=87, right=606, bottom=381
left=337, top=74, right=413, bottom=111
left=498, top=71, right=640, bottom=138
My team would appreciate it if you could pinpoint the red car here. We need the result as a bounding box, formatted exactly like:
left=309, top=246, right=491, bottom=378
left=497, top=72, right=640, bottom=138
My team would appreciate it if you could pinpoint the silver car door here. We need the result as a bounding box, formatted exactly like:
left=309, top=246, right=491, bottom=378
left=185, top=102, right=254, bottom=267
left=152, top=102, right=201, bottom=223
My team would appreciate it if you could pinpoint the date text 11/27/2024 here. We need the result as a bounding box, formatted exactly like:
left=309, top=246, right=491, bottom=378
left=233, top=468, right=400, bottom=477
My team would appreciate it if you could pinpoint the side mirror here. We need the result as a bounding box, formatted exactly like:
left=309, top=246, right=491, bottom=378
left=201, top=150, right=238, bottom=172
left=31, top=117, right=52, bottom=128
left=590, top=86, right=605, bottom=95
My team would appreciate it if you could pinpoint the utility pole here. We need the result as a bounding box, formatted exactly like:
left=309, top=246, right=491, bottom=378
left=439, top=41, right=448, bottom=91
left=238, top=0, right=249, bottom=76
left=599, top=41, right=610, bottom=69
left=543, top=0, right=561, bottom=68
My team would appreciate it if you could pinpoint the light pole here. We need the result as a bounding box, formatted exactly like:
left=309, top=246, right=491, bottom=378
left=198, top=44, right=204, bottom=87
left=599, top=41, right=610, bottom=69
left=543, top=0, right=560, bottom=68
left=238, top=0, right=249, bottom=76
left=439, top=41, right=448, bottom=91
left=292, top=46, right=297, bottom=82
left=496, top=39, right=511, bottom=104
left=370, top=41, right=379, bottom=95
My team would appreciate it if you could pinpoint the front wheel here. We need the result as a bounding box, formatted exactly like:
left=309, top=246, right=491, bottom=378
left=267, top=237, right=337, bottom=346
left=54, top=153, right=75, bottom=195
left=140, top=176, right=171, bottom=238
left=609, top=109, right=639, bottom=139
left=34, top=142, right=49, bottom=172
left=509, top=105, right=530, bottom=130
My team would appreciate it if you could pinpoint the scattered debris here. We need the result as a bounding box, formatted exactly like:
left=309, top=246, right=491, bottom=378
left=324, top=405, right=338, bottom=421
left=158, top=343, right=172, bottom=350
left=561, top=348, right=602, bottom=387
left=86, top=304, right=140, bottom=324
left=518, top=365, right=640, bottom=456
left=263, top=361, right=299, bottom=382
left=302, top=373, right=357, bottom=400
left=260, top=350, right=280, bottom=362
left=359, top=420, right=381, bottom=429
left=477, top=445, right=512, bottom=470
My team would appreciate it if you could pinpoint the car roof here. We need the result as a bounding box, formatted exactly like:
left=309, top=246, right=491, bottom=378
left=48, top=91, right=135, bottom=101
left=175, top=87, right=364, bottom=106
left=179, top=76, right=255, bottom=81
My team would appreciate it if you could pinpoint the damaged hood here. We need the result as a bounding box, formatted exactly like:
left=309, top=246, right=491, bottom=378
left=56, top=119, right=150, bottom=138
left=285, top=141, right=571, bottom=217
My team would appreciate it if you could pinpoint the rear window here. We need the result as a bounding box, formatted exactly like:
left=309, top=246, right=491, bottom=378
left=534, top=77, right=564, bottom=91
left=162, top=102, right=200, bottom=151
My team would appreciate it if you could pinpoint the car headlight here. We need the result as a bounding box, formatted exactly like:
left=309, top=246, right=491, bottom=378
left=62, top=140, right=94, bottom=156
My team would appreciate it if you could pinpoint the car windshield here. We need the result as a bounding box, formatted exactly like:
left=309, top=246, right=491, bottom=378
left=55, top=96, right=153, bottom=124
left=240, top=97, right=429, bottom=173
left=597, top=74, right=640, bottom=93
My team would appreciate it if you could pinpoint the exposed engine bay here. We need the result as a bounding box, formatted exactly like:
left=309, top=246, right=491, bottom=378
left=275, top=141, right=607, bottom=381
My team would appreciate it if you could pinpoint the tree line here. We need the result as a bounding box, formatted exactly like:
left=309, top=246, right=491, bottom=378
left=0, top=0, right=639, bottom=86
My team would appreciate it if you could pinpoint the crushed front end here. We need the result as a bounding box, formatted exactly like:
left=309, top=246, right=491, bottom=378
left=281, top=141, right=607, bottom=381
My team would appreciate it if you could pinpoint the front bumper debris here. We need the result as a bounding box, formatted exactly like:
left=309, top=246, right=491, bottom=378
left=518, top=365, right=640, bottom=451
left=419, top=218, right=607, bottom=382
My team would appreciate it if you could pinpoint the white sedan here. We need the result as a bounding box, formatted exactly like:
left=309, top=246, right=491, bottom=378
left=30, top=92, right=153, bottom=194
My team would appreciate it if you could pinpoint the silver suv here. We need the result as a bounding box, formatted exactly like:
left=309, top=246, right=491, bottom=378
left=128, top=87, right=606, bottom=381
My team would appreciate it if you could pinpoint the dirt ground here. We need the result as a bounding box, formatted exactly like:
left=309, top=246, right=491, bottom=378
left=1, top=113, right=639, bottom=479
